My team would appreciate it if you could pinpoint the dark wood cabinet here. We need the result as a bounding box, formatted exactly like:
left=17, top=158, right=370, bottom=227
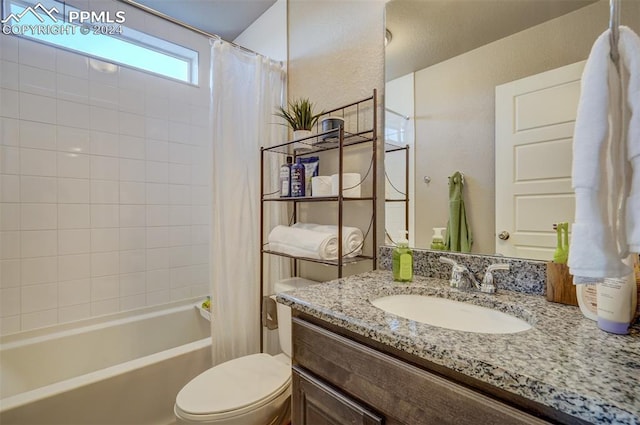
left=291, top=316, right=554, bottom=425
left=292, top=366, right=383, bottom=425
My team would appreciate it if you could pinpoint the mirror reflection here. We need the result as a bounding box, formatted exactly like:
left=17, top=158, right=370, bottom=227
left=384, top=0, right=640, bottom=260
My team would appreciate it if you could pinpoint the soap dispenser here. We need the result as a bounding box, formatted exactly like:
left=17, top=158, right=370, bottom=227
left=393, top=231, right=413, bottom=282
left=430, top=227, right=446, bottom=250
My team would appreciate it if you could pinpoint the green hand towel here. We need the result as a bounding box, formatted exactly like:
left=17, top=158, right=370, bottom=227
left=444, top=171, right=472, bottom=253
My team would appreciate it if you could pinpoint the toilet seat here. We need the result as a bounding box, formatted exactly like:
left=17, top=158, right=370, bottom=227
left=175, top=353, right=291, bottom=422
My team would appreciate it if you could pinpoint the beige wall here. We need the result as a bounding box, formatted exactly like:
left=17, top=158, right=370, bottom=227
left=413, top=0, right=640, bottom=254
left=287, top=0, right=386, bottom=279
left=233, top=0, right=288, bottom=62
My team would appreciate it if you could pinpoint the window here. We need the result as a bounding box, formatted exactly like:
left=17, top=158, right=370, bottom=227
left=1, top=0, right=199, bottom=84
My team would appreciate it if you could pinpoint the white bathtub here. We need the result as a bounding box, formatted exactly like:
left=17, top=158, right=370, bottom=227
left=0, top=298, right=212, bottom=425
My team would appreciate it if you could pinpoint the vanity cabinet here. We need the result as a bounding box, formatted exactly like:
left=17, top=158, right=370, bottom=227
left=291, top=316, right=551, bottom=425
left=292, top=367, right=383, bottom=425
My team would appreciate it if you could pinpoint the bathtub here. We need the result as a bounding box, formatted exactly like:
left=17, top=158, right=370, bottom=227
left=0, top=298, right=212, bottom=425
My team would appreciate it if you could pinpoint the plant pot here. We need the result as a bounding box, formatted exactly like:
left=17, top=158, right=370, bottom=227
left=293, top=129, right=313, bottom=152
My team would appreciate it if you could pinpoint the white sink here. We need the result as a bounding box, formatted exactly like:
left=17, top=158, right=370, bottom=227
left=370, top=294, right=531, bottom=334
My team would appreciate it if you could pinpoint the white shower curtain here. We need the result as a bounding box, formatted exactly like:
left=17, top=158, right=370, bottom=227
left=209, top=40, right=288, bottom=364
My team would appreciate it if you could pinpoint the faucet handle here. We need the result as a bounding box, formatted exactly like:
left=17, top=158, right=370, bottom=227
left=439, top=257, right=468, bottom=288
left=481, top=263, right=510, bottom=293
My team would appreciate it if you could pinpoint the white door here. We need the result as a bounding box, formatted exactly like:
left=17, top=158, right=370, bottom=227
left=495, top=61, right=585, bottom=260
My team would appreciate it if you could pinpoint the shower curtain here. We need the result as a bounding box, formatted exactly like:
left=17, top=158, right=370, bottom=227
left=209, top=40, right=288, bottom=364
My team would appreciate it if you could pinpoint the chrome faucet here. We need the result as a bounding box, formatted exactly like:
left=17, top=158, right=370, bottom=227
left=439, top=257, right=510, bottom=294
left=439, top=257, right=480, bottom=290
left=480, top=263, right=510, bottom=293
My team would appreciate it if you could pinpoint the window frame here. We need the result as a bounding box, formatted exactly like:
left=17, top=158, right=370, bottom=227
left=1, top=0, right=199, bottom=85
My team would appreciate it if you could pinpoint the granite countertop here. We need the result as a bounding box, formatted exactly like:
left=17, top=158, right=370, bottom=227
left=277, top=271, right=640, bottom=425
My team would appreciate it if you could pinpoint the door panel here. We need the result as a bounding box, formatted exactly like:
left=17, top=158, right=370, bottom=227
left=495, top=61, right=584, bottom=259
left=516, top=138, right=572, bottom=181
left=514, top=80, right=581, bottom=131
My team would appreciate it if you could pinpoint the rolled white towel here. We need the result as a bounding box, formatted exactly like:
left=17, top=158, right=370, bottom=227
left=268, top=225, right=339, bottom=260
left=293, top=223, right=364, bottom=257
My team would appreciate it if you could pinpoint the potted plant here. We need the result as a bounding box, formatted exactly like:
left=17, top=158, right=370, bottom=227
left=275, top=98, right=323, bottom=151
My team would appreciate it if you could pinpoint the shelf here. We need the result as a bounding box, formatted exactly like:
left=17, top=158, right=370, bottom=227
left=384, top=143, right=409, bottom=153
left=259, top=90, right=377, bottom=352
left=385, top=198, right=407, bottom=202
left=263, top=196, right=375, bottom=202
left=262, top=249, right=374, bottom=266
left=263, top=129, right=375, bottom=155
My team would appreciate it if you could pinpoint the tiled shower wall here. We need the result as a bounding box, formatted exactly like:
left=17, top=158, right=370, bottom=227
left=0, top=1, right=212, bottom=335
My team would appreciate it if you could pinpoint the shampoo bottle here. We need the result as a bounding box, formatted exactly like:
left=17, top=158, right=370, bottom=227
left=392, top=231, right=413, bottom=282
left=291, top=158, right=306, bottom=197
left=430, top=227, right=446, bottom=250
left=279, top=156, right=293, bottom=197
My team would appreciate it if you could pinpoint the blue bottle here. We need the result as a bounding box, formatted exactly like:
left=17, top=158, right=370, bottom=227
left=291, top=158, right=306, bottom=197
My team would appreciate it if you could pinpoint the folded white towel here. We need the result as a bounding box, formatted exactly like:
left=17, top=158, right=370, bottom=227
left=268, top=225, right=339, bottom=260
left=293, top=223, right=364, bottom=257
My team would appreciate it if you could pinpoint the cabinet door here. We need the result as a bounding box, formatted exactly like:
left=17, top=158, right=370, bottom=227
left=292, top=366, right=383, bottom=425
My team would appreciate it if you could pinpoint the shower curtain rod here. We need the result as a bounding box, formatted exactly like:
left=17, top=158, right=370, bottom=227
left=117, top=0, right=275, bottom=60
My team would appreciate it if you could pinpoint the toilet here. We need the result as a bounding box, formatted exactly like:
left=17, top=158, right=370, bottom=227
left=174, top=278, right=315, bottom=424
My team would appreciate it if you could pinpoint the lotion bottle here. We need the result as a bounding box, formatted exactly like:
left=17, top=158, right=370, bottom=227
left=392, top=231, right=413, bottom=282
left=279, top=156, right=292, bottom=197
left=597, top=256, right=638, bottom=334
left=576, top=284, right=598, bottom=321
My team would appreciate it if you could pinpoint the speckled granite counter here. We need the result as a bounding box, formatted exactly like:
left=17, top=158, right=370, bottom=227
left=277, top=271, right=640, bottom=425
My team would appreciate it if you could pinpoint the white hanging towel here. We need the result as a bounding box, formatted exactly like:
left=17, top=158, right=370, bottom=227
left=569, top=26, right=640, bottom=281
left=268, top=225, right=339, bottom=260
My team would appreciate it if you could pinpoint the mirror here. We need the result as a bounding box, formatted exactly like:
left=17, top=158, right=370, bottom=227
left=384, top=0, right=639, bottom=258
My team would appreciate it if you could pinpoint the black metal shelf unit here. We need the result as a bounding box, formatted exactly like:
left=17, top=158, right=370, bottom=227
left=384, top=143, right=410, bottom=242
left=259, top=90, right=378, bottom=293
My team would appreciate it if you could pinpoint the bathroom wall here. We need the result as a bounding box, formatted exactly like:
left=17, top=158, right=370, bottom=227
left=0, top=1, right=212, bottom=335
left=412, top=0, right=640, bottom=252
left=234, top=0, right=287, bottom=62
left=287, top=0, right=386, bottom=280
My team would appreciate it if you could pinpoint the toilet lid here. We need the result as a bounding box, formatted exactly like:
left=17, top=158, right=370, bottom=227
left=176, top=353, right=291, bottom=417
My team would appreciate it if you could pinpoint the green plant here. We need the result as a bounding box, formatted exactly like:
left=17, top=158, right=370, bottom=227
left=275, top=98, right=323, bottom=131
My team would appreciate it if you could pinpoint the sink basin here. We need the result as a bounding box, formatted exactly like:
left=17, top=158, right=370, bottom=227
left=370, top=295, right=531, bottom=334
